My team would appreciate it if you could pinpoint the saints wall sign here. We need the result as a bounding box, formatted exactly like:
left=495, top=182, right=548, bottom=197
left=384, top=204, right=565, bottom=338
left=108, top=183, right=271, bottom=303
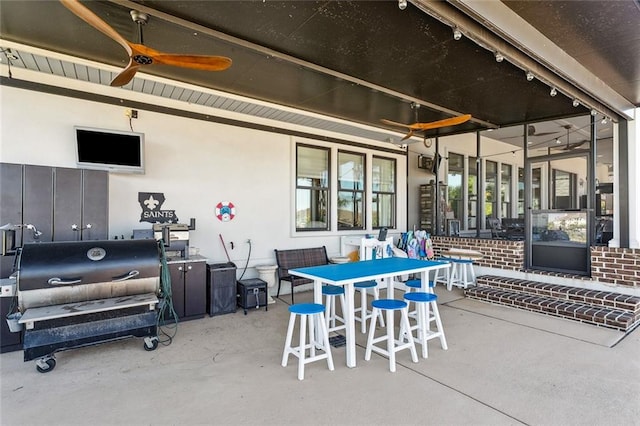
left=138, top=192, right=179, bottom=223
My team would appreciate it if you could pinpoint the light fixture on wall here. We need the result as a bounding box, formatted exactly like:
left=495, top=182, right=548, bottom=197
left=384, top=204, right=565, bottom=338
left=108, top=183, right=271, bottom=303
left=453, top=27, right=462, bottom=41
left=601, top=116, right=609, bottom=124
left=526, top=71, right=534, bottom=81
left=550, top=87, right=557, bottom=97
left=398, top=0, right=407, bottom=10
left=494, top=52, right=504, bottom=62
left=572, top=98, right=580, bottom=107
left=591, top=109, right=597, bottom=116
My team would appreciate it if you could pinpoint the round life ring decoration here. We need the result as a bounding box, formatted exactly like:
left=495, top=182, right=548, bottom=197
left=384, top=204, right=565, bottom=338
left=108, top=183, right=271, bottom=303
left=216, top=201, right=236, bottom=222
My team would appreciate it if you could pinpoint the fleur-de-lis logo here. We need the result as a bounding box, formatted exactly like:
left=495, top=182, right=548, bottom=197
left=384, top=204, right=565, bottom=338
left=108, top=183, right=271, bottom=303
left=144, top=195, right=160, bottom=210
left=138, top=192, right=175, bottom=224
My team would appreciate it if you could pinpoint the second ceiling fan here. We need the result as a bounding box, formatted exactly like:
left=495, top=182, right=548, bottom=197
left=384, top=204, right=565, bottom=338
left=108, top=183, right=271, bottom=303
left=558, top=124, right=589, bottom=151
left=381, top=103, right=471, bottom=141
left=60, top=0, right=232, bottom=87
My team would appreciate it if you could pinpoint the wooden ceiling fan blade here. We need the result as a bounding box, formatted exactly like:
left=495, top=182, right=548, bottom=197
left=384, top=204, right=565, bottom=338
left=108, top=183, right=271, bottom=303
left=60, top=0, right=132, bottom=56
left=110, top=61, right=141, bottom=86
left=153, top=54, right=232, bottom=71
left=411, top=114, right=472, bottom=131
left=401, top=130, right=414, bottom=141
left=380, top=118, right=412, bottom=129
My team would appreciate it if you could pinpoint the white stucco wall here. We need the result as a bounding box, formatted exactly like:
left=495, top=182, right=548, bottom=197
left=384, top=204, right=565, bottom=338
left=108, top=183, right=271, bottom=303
left=0, top=84, right=408, bottom=271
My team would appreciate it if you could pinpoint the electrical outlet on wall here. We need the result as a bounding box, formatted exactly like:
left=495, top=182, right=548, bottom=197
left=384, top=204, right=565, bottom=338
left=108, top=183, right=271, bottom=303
left=124, top=109, right=138, bottom=119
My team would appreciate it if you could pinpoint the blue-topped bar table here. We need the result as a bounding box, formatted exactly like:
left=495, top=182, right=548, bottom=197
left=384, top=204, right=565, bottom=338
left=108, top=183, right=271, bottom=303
left=289, top=257, right=450, bottom=368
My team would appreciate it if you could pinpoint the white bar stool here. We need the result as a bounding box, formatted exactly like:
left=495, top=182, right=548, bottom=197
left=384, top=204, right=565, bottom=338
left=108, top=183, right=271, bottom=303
left=282, top=303, right=334, bottom=380
left=403, top=279, right=434, bottom=320
left=433, top=258, right=453, bottom=290
left=449, top=258, right=475, bottom=289
left=403, top=279, right=434, bottom=293
left=364, top=299, right=418, bottom=372
left=400, top=292, right=448, bottom=359
left=322, top=285, right=346, bottom=334
left=354, top=280, right=385, bottom=333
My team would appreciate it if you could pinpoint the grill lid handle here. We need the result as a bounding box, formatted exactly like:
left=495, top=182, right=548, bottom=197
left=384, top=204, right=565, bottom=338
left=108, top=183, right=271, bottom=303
left=112, top=270, right=140, bottom=282
left=48, top=277, right=82, bottom=286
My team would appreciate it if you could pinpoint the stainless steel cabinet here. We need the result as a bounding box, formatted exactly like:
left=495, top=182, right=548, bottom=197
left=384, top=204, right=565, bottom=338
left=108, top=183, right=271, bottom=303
left=23, top=165, right=54, bottom=243
left=81, top=169, right=108, bottom=240
left=0, top=163, right=22, bottom=277
left=53, top=167, right=82, bottom=241
left=0, top=163, right=108, bottom=246
left=54, top=168, right=108, bottom=241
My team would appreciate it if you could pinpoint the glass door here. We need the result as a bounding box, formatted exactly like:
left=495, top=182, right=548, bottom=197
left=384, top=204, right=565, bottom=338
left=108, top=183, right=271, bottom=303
left=525, top=119, right=593, bottom=275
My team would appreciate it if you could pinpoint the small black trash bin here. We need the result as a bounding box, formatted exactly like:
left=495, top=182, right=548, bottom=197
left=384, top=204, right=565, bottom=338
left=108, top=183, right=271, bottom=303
left=206, top=262, right=237, bottom=316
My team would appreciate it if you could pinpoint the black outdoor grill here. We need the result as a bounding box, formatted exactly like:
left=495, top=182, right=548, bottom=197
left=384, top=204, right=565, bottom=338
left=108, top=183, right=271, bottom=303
left=15, top=239, right=161, bottom=373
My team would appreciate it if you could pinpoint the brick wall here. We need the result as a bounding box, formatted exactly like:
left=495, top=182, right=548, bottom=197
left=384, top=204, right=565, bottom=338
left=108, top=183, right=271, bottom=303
left=591, top=246, right=640, bottom=288
left=432, top=236, right=524, bottom=271
left=432, top=236, right=640, bottom=290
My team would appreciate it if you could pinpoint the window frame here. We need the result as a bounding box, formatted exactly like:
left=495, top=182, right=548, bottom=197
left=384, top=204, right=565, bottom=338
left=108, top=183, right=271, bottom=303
left=485, top=160, right=498, bottom=219
left=371, top=155, right=396, bottom=230
left=295, top=144, right=331, bottom=232
left=337, top=150, right=366, bottom=230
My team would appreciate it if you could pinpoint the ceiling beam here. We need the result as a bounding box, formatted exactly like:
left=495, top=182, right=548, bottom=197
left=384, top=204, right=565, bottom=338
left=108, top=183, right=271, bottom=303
left=110, top=0, right=496, bottom=129
left=411, top=0, right=633, bottom=122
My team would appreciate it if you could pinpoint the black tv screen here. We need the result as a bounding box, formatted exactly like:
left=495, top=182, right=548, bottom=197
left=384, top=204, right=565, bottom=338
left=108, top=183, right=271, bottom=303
left=75, top=126, right=145, bottom=174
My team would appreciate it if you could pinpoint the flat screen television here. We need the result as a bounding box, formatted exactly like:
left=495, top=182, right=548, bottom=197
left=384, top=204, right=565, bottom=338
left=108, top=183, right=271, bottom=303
left=75, top=126, right=145, bottom=174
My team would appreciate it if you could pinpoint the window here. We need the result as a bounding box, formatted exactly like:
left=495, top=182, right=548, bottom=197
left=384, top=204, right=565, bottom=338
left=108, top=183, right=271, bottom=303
left=372, top=156, right=396, bottom=228
left=337, top=151, right=365, bottom=229
left=485, top=160, right=497, bottom=219
left=518, top=167, right=525, bottom=217
left=553, top=169, right=576, bottom=209
left=468, top=156, right=478, bottom=229
left=532, top=167, right=541, bottom=210
left=296, top=145, right=330, bottom=231
left=501, top=164, right=512, bottom=218
left=447, top=153, right=464, bottom=224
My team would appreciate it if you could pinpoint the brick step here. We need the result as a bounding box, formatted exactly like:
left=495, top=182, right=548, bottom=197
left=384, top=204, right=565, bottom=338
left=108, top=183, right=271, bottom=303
left=475, top=275, right=640, bottom=315
left=466, top=275, right=640, bottom=332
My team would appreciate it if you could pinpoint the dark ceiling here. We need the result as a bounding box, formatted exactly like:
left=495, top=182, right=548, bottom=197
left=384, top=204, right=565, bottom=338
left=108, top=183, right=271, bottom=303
left=0, top=0, right=638, bottom=141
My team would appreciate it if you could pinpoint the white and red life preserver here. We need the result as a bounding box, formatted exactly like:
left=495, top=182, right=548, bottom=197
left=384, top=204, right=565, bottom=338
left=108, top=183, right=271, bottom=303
left=215, top=201, right=235, bottom=222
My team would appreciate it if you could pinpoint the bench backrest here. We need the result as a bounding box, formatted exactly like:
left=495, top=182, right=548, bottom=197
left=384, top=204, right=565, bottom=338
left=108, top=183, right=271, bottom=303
left=274, top=246, right=329, bottom=280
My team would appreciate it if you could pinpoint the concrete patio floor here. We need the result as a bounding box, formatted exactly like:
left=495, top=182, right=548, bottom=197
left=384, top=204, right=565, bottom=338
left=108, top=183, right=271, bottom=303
left=1, top=286, right=639, bottom=425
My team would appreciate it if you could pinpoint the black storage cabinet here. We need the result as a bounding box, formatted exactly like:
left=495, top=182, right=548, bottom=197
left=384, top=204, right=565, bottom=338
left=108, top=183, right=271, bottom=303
left=237, top=278, right=268, bottom=315
left=206, top=262, right=237, bottom=316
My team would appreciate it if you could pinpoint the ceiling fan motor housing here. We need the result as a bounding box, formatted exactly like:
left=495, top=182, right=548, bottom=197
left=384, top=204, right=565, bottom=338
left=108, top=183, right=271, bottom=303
left=130, top=10, right=148, bottom=25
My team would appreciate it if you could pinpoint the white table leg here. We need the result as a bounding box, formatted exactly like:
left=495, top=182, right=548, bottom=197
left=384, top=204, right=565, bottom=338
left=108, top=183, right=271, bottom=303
left=420, top=270, right=431, bottom=293
left=312, top=280, right=324, bottom=352
left=344, top=282, right=356, bottom=368
left=313, top=279, right=322, bottom=304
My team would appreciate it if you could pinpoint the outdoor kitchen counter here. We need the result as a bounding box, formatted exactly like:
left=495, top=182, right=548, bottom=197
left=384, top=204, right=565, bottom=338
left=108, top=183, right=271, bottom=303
left=165, top=254, right=208, bottom=264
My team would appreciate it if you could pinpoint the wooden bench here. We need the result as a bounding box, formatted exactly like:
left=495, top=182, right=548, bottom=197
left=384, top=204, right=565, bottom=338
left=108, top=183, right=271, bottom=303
left=274, top=246, right=329, bottom=304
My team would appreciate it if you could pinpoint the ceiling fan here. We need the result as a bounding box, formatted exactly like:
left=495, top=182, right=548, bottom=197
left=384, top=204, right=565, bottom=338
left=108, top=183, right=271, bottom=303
left=381, top=104, right=471, bottom=141
left=559, top=124, right=588, bottom=151
left=60, top=0, right=232, bottom=87
left=504, top=124, right=558, bottom=140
